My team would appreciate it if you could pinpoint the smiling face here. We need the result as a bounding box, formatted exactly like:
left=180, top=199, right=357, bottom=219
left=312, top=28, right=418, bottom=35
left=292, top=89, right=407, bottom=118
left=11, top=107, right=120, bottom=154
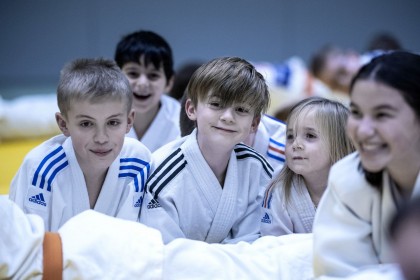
left=347, top=80, right=420, bottom=179
left=56, top=99, right=134, bottom=173
left=285, top=108, right=331, bottom=180
left=121, top=56, right=173, bottom=115
left=185, top=95, right=259, bottom=152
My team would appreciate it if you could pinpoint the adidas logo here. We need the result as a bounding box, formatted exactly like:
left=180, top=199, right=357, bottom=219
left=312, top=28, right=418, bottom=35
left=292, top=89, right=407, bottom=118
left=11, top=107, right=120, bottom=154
left=134, top=196, right=143, bottom=208
left=29, top=193, right=47, bottom=207
left=147, top=198, right=161, bottom=209
left=261, top=212, right=271, bottom=224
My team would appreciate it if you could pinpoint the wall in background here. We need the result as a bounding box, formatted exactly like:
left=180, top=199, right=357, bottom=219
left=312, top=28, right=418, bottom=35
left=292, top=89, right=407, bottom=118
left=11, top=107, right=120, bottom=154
left=1, top=0, right=419, bottom=98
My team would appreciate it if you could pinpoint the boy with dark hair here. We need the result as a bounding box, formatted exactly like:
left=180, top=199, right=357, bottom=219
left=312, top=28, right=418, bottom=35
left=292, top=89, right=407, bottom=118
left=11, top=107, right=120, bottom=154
left=115, top=30, right=181, bottom=152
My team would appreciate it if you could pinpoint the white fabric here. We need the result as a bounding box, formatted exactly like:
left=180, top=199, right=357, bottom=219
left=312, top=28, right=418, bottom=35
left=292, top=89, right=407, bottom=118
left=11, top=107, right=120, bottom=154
left=313, top=152, right=420, bottom=277
left=316, top=264, right=403, bottom=280
left=261, top=177, right=316, bottom=236
left=9, top=134, right=151, bottom=231
left=0, top=93, right=60, bottom=140
left=164, top=233, right=313, bottom=280
left=0, top=196, right=44, bottom=279
left=1, top=197, right=314, bottom=280
left=59, top=210, right=163, bottom=279
left=126, top=95, right=181, bottom=152
left=253, top=115, right=286, bottom=172
left=140, top=129, right=273, bottom=244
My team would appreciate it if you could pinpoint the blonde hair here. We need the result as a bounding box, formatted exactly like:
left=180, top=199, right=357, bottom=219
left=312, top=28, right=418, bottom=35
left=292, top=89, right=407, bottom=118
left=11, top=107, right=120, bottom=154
left=57, top=58, right=132, bottom=117
left=186, top=57, right=270, bottom=117
left=272, top=97, right=354, bottom=201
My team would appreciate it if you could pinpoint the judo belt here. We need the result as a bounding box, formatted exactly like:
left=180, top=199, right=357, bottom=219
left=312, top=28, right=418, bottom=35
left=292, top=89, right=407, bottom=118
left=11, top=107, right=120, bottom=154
left=42, top=232, right=63, bottom=280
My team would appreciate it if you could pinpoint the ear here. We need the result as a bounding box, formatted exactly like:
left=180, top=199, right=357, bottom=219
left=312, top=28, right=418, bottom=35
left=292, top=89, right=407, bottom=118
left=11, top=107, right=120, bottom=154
left=164, top=75, right=175, bottom=93
left=55, top=112, right=70, bottom=137
left=185, top=98, right=197, bottom=121
left=250, top=115, right=261, bottom=133
left=126, top=109, right=135, bottom=133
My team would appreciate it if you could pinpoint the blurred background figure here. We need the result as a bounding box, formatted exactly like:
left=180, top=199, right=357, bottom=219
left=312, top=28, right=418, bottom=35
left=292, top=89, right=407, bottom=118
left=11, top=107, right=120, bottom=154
left=389, top=196, right=420, bottom=280
left=366, top=31, right=403, bottom=52
left=169, top=61, right=204, bottom=101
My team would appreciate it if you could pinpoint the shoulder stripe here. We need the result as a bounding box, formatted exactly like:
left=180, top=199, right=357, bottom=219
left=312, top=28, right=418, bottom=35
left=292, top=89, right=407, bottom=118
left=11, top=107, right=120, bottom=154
left=146, top=148, right=187, bottom=195
left=46, top=161, right=69, bottom=192
left=235, top=144, right=274, bottom=177
left=262, top=183, right=276, bottom=208
left=235, top=143, right=272, bottom=168
left=119, top=157, right=151, bottom=192
left=32, top=146, right=68, bottom=191
left=32, top=146, right=64, bottom=186
left=146, top=148, right=181, bottom=190
left=267, top=138, right=286, bottom=162
left=269, top=137, right=285, bottom=147
left=153, top=161, right=187, bottom=199
left=119, top=172, right=141, bottom=192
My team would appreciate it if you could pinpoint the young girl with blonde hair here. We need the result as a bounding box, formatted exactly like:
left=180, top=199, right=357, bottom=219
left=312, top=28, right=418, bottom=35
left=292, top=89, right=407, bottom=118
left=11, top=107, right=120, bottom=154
left=261, top=96, right=354, bottom=235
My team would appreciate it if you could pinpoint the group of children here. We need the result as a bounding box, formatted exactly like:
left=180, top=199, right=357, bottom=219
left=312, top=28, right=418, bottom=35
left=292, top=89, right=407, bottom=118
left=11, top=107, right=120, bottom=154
left=3, top=28, right=420, bottom=279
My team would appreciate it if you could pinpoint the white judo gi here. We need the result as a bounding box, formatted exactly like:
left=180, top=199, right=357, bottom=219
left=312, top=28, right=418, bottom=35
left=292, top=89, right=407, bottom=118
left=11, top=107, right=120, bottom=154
left=313, top=152, right=420, bottom=277
left=126, top=95, right=181, bottom=152
left=0, top=196, right=315, bottom=280
left=9, top=134, right=151, bottom=231
left=253, top=115, right=286, bottom=172
left=140, top=129, right=274, bottom=244
left=261, top=177, right=316, bottom=236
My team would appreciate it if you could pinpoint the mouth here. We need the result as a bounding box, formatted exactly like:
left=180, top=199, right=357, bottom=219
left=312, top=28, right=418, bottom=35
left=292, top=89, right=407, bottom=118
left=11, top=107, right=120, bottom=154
left=214, top=126, right=236, bottom=133
left=292, top=156, right=305, bottom=160
left=133, top=92, right=152, bottom=101
left=359, top=142, right=386, bottom=153
left=91, top=149, right=112, bottom=157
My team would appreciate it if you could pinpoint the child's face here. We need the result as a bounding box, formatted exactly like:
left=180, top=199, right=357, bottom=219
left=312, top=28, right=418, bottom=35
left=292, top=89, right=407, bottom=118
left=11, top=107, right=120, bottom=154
left=55, top=99, right=134, bottom=172
left=185, top=96, right=259, bottom=151
left=320, top=50, right=360, bottom=93
left=347, top=80, right=420, bottom=177
left=285, top=109, right=331, bottom=179
left=121, top=56, right=173, bottom=115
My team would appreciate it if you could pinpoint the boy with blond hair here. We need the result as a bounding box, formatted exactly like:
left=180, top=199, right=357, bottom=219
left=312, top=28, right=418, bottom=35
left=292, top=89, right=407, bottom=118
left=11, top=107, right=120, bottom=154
left=141, top=57, right=273, bottom=244
left=9, top=58, right=151, bottom=231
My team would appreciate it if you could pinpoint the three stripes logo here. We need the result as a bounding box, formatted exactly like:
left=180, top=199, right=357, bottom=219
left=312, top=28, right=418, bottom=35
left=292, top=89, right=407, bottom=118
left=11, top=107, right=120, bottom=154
left=261, top=212, right=271, bottom=224
left=147, top=198, right=161, bottom=209
left=29, top=193, right=47, bottom=207
left=119, top=158, right=151, bottom=193
left=134, top=196, right=143, bottom=208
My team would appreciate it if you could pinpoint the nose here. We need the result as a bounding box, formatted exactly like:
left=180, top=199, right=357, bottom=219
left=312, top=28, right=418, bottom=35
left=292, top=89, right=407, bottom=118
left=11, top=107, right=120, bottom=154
left=292, top=136, right=303, bottom=150
left=220, top=107, right=235, bottom=123
left=94, top=127, right=109, bottom=144
left=356, top=117, right=375, bottom=139
left=133, top=74, right=149, bottom=90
